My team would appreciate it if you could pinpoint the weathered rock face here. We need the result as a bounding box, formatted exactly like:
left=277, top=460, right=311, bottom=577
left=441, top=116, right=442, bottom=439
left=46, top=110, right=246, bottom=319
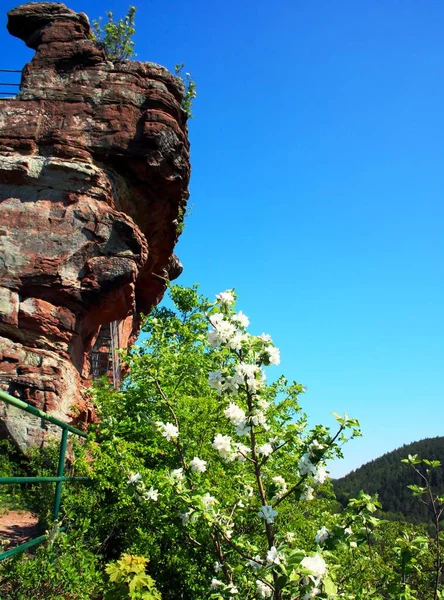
left=0, top=2, right=190, bottom=448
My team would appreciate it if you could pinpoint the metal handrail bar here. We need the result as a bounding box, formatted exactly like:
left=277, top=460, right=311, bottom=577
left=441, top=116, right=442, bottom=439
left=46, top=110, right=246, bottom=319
left=0, top=390, right=88, bottom=438
left=0, top=69, right=21, bottom=98
left=0, top=389, right=91, bottom=560
left=0, top=527, right=67, bottom=561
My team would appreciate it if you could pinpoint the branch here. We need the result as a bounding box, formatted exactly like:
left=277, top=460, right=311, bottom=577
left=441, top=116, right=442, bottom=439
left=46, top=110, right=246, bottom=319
left=215, top=526, right=264, bottom=566
left=273, top=426, right=345, bottom=508
left=185, top=532, right=202, bottom=548
left=210, top=532, right=232, bottom=585
left=154, top=379, right=188, bottom=474
left=273, top=475, right=307, bottom=508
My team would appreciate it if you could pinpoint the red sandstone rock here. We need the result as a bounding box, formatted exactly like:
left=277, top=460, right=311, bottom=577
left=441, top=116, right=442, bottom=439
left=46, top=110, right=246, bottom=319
left=0, top=2, right=190, bottom=449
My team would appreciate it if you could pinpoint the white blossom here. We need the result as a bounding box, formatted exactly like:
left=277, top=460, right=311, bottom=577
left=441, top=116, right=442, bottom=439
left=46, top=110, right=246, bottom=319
left=257, top=398, right=270, bottom=411
left=266, top=546, right=281, bottom=565
left=272, top=475, right=288, bottom=499
left=272, top=475, right=287, bottom=488
left=309, top=439, right=325, bottom=455
left=313, top=464, right=328, bottom=485
left=171, top=468, right=185, bottom=480
left=209, top=374, right=239, bottom=395
left=244, top=485, right=254, bottom=497
left=227, top=332, right=246, bottom=350
left=258, top=333, right=272, bottom=343
left=298, top=453, right=316, bottom=476
left=127, top=473, right=142, bottom=485
left=234, top=362, right=265, bottom=393
left=214, top=561, right=223, bottom=573
left=216, top=290, right=235, bottom=305
left=212, top=433, right=235, bottom=462
left=256, top=580, right=273, bottom=598
left=190, top=457, right=207, bottom=473
left=209, top=313, right=224, bottom=326
left=156, top=421, right=179, bottom=441
left=285, top=532, right=296, bottom=543
left=344, top=527, right=353, bottom=535
left=143, top=487, right=159, bottom=501
left=251, top=411, right=270, bottom=431
left=235, top=362, right=259, bottom=379
left=257, top=443, right=274, bottom=457
left=207, top=330, right=222, bottom=347
left=303, top=588, right=320, bottom=600
left=246, top=555, right=262, bottom=571
left=265, top=346, right=280, bottom=365
left=232, top=310, right=250, bottom=327
left=315, top=526, right=330, bottom=544
left=228, top=584, right=239, bottom=595
left=210, top=578, right=224, bottom=590
left=301, top=554, right=327, bottom=579
left=207, top=313, right=239, bottom=348
left=301, top=487, right=315, bottom=501
left=224, top=402, right=247, bottom=427
left=234, top=443, right=251, bottom=462
left=235, top=422, right=251, bottom=437
left=180, top=509, right=194, bottom=524
left=249, top=371, right=266, bottom=394
left=201, top=492, right=217, bottom=510
left=217, top=320, right=237, bottom=342
left=228, top=370, right=243, bottom=388
left=258, top=505, right=278, bottom=524
left=208, top=371, right=224, bottom=392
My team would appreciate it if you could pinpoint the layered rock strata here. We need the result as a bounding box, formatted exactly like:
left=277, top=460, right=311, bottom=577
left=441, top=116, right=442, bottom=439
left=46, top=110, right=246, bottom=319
left=0, top=2, right=190, bottom=448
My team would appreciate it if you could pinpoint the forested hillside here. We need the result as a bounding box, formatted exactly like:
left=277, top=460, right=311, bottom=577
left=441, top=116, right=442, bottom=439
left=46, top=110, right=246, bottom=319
left=334, top=437, right=444, bottom=522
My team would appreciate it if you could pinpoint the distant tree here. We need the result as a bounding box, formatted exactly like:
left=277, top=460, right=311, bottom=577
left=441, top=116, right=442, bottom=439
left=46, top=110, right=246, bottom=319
left=334, top=437, right=444, bottom=523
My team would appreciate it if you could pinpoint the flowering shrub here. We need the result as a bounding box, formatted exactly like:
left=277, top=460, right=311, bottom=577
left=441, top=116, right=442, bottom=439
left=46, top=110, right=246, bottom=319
left=105, top=285, right=362, bottom=599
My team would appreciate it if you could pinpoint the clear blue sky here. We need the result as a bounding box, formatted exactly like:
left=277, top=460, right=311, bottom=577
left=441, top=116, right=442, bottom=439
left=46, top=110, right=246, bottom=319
left=2, top=0, right=443, bottom=477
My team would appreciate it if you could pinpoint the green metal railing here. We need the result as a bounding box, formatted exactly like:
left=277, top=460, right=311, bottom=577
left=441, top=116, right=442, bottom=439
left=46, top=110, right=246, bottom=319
left=0, top=390, right=89, bottom=560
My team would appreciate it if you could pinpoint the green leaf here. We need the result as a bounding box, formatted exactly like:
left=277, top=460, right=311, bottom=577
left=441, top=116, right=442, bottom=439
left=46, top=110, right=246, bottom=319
left=324, top=577, right=338, bottom=596
left=275, top=574, right=288, bottom=590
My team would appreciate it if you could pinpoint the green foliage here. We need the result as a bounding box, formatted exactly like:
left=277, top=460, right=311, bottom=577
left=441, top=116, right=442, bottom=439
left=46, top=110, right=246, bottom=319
left=402, top=454, right=443, bottom=599
left=92, top=7, right=137, bottom=62
left=0, top=530, right=104, bottom=599
left=175, top=64, right=197, bottom=118
left=0, top=440, right=28, bottom=512
left=0, top=439, right=60, bottom=522
left=105, top=554, right=161, bottom=599
left=335, top=519, right=436, bottom=600
left=176, top=203, right=193, bottom=235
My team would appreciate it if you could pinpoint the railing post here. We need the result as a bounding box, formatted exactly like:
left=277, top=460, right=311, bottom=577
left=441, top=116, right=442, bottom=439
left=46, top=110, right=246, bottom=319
left=0, top=390, right=90, bottom=559
left=53, top=428, right=69, bottom=520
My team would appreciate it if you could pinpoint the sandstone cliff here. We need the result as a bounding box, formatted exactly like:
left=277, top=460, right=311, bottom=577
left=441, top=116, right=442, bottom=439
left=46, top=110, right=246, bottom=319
left=0, top=2, right=190, bottom=448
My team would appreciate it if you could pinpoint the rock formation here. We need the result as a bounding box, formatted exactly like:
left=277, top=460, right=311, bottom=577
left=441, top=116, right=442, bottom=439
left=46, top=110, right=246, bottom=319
left=0, top=2, right=190, bottom=448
